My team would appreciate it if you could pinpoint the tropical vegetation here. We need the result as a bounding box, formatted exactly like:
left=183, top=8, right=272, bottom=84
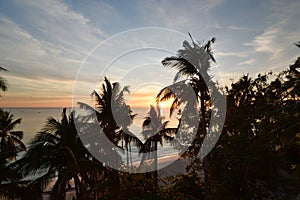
left=0, top=38, right=300, bottom=199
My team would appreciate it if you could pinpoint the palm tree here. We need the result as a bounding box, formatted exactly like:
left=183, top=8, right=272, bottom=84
left=80, top=77, right=142, bottom=199
left=0, top=109, right=25, bottom=199
left=295, top=41, right=300, bottom=48
left=156, top=35, right=217, bottom=199
left=13, top=108, right=97, bottom=200
left=210, top=70, right=300, bottom=198
left=0, top=66, right=8, bottom=95
left=139, top=105, right=177, bottom=194
left=88, top=77, right=138, bottom=166
left=116, top=127, right=143, bottom=169
left=0, top=109, right=25, bottom=161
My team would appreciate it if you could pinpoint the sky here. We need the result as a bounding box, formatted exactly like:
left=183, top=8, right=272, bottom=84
left=0, top=0, right=300, bottom=108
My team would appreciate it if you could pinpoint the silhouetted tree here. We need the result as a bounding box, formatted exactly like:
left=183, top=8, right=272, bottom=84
left=0, top=66, right=8, bottom=95
left=87, top=77, right=142, bottom=199
left=209, top=63, right=300, bottom=198
left=0, top=109, right=25, bottom=161
left=0, top=109, right=25, bottom=199
left=13, top=108, right=99, bottom=199
left=139, top=105, right=177, bottom=194
left=157, top=35, right=217, bottom=199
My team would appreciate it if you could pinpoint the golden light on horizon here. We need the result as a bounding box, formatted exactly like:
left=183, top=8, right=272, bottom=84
left=127, top=85, right=174, bottom=109
left=158, top=100, right=172, bottom=109
left=0, top=94, right=73, bottom=108
left=126, top=84, right=178, bottom=129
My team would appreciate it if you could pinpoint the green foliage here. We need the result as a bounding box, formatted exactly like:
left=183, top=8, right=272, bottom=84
left=2, top=39, right=300, bottom=200
left=0, top=109, right=27, bottom=199
left=163, top=172, right=204, bottom=200
left=0, top=66, right=8, bottom=95
left=0, top=109, right=25, bottom=161
left=208, top=64, right=300, bottom=199
left=119, top=172, right=158, bottom=200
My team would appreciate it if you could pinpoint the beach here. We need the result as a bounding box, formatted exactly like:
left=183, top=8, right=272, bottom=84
left=41, top=154, right=191, bottom=199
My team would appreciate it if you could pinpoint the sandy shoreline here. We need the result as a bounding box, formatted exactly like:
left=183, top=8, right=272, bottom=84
left=42, top=154, right=191, bottom=199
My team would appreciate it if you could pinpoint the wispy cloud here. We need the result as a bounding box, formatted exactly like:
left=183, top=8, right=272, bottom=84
left=215, top=50, right=248, bottom=58
left=238, top=58, right=255, bottom=66
left=0, top=0, right=106, bottom=107
left=0, top=0, right=299, bottom=108
left=13, top=0, right=104, bottom=53
left=0, top=17, right=79, bottom=81
left=137, top=0, right=223, bottom=29
left=244, top=0, right=300, bottom=64
left=227, top=25, right=251, bottom=31
left=244, top=26, right=282, bottom=57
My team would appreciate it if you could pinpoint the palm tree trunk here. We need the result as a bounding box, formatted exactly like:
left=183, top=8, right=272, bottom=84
left=109, top=147, right=120, bottom=200
left=200, top=91, right=210, bottom=200
left=126, top=144, right=129, bottom=169
left=73, top=175, right=80, bottom=199
left=203, top=156, right=210, bottom=200
left=154, top=141, right=158, bottom=198
left=110, top=170, right=120, bottom=200
left=129, top=142, right=133, bottom=168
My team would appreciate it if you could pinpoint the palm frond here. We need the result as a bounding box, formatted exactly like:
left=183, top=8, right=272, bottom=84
left=0, top=66, right=7, bottom=71
left=6, top=118, right=22, bottom=132
left=160, top=121, right=169, bottom=130
left=170, top=98, right=180, bottom=117
left=77, top=102, right=97, bottom=115
left=120, top=129, right=144, bottom=151
left=0, top=182, right=23, bottom=199
left=9, top=131, right=23, bottom=140
left=0, top=67, right=7, bottom=93
left=31, top=168, right=57, bottom=192
left=42, top=117, right=61, bottom=134
left=142, top=117, right=151, bottom=129
left=10, top=135, right=26, bottom=151
left=162, top=57, right=197, bottom=81
left=156, top=86, right=177, bottom=102
left=50, top=164, right=80, bottom=200
left=0, top=77, right=7, bottom=92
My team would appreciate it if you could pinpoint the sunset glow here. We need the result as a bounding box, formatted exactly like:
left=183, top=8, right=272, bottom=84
left=0, top=0, right=299, bottom=108
left=128, top=85, right=165, bottom=108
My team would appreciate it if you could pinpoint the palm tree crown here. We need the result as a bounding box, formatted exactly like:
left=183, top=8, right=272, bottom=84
left=13, top=108, right=95, bottom=199
left=0, top=109, right=25, bottom=161
left=0, top=66, right=8, bottom=94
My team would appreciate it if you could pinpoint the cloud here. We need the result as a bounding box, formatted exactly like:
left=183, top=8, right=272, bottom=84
left=137, top=0, right=223, bottom=29
left=0, top=0, right=106, bottom=81
left=238, top=58, right=255, bottom=66
left=1, top=0, right=299, bottom=108
left=0, top=17, right=79, bottom=81
left=0, top=0, right=107, bottom=107
left=12, top=0, right=104, bottom=53
left=244, top=26, right=282, bottom=57
left=0, top=74, right=74, bottom=107
left=215, top=50, right=248, bottom=58
left=244, top=0, right=300, bottom=64
left=227, top=25, right=251, bottom=31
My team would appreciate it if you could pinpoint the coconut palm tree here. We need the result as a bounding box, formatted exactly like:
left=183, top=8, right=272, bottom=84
left=0, top=110, right=24, bottom=199
left=80, top=77, right=142, bottom=199
left=139, top=105, right=177, bottom=194
left=116, top=127, right=143, bottom=169
left=85, top=77, right=142, bottom=166
left=13, top=108, right=99, bottom=200
left=0, top=109, right=25, bottom=161
left=0, top=66, right=8, bottom=95
left=156, top=35, right=217, bottom=199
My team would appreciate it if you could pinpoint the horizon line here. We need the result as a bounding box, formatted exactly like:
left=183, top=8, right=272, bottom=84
left=0, top=106, right=158, bottom=109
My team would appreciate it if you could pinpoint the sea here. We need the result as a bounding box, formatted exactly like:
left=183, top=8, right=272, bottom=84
left=3, top=107, right=179, bottom=164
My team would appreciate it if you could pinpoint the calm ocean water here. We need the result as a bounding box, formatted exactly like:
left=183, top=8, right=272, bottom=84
left=3, top=107, right=66, bottom=145
left=4, top=107, right=179, bottom=163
